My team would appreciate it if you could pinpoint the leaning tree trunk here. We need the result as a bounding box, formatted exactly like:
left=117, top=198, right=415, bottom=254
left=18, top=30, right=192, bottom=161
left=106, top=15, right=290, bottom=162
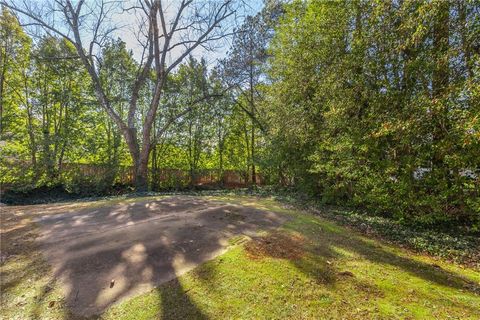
left=123, top=127, right=150, bottom=191
left=135, top=155, right=149, bottom=192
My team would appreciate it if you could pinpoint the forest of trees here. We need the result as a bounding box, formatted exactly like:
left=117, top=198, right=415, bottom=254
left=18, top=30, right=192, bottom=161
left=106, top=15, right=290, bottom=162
left=1, top=0, right=479, bottom=227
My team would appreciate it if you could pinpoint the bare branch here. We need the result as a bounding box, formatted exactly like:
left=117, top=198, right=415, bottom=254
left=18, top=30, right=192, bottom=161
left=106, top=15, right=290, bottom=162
left=0, top=0, right=74, bottom=43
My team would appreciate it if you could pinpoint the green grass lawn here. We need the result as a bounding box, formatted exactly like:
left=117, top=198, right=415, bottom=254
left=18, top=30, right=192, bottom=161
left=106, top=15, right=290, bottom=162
left=1, top=196, right=479, bottom=319
left=102, top=197, right=480, bottom=320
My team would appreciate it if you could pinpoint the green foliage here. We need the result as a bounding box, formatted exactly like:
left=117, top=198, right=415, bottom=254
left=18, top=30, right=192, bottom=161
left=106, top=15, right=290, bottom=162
left=0, top=7, right=32, bottom=187
left=2, top=1, right=478, bottom=231
left=264, top=0, right=480, bottom=227
left=100, top=196, right=480, bottom=319
left=0, top=21, right=255, bottom=193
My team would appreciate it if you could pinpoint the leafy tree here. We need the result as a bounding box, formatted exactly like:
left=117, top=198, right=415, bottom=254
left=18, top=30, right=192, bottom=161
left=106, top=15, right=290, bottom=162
left=266, top=0, right=480, bottom=226
left=0, top=7, right=31, bottom=186
left=28, top=37, right=91, bottom=182
left=220, top=0, right=283, bottom=184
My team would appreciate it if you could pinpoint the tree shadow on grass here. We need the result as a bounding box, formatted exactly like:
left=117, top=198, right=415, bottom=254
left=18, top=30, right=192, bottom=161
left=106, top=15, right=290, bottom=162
left=239, top=214, right=479, bottom=297
left=30, top=196, right=286, bottom=319
left=244, top=231, right=338, bottom=287
left=156, top=278, right=208, bottom=320
left=335, top=233, right=480, bottom=293
left=0, top=206, right=72, bottom=319
left=294, top=220, right=480, bottom=295
left=13, top=196, right=479, bottom=319
left=217, top=223, right=480, bottom=318
left=172, top=211, right=480, bottom=318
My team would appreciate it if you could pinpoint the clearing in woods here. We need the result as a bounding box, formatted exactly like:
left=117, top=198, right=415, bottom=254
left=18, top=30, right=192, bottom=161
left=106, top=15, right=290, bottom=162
left=1, top=195, right=479, bottom=319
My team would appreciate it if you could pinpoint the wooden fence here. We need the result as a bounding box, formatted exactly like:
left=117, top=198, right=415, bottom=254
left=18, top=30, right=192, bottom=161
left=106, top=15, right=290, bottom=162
left=60, top=163, right=263, bottom=189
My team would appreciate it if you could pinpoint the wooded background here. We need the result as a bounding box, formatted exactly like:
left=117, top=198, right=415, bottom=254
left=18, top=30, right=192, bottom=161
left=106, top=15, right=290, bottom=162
left=1, top=0, right=479, bottom=228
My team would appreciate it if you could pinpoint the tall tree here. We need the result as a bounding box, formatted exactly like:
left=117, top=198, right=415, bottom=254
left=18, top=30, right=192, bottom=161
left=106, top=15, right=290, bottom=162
left=266, top=0, right=480, bottom=224
left=30, top=36, right=90, bottom=181
left=220, top=0, right=283, bottom=184
left=0, top=7, right=32, bottom=186
left=0, top=7, right=30, bottom=137
left=2, top=0, right=237, bottom=190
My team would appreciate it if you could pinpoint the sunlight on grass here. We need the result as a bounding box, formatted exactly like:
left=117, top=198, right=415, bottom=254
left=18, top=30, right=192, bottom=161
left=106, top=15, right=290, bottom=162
left=102, top=197, right=480, bottom=320
left=0, top=252, right=69, bottom=320
left=2, top=195, right=479, bottom=319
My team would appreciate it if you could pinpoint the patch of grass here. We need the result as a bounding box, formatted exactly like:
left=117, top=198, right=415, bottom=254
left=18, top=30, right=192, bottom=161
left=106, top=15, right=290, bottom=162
left=2, top=195, right=479, bottom=319
left=213, top=189, right=480, bottom=268
left=103, top=197, right=480, bottom=320
left=0, top=208, right=71, bottom=320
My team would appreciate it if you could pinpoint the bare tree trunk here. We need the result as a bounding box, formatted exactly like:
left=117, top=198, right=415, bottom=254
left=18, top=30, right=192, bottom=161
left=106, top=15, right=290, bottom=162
left=26, top=106, right=37, bottom=171
left=2, top=0, right=236, bottom=192
left=122, top=127, right=148, bottom=190
left=251, top=117, right=256, bottom=185
left=219, top=134, right=224, bottom=185
left=431, top=1, right=451, bottom=202
left=151, top=120, right=158, bottom=190
left=249, top=35, right=257, bottom=186
left=0, top=47, right=5, bottom=135
left=136, top=151, right=150, bottom=191
left=250, top=104, right=256, bottom=185
left=22, top=72, right=38, bottom=177
left=243, top=118, right=250, bottom=183
left=57, top=101, right=68, bottom=174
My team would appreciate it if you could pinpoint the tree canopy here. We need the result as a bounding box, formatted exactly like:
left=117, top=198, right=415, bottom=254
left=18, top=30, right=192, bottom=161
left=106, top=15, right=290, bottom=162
left=1, top=0, right=479, bottom=227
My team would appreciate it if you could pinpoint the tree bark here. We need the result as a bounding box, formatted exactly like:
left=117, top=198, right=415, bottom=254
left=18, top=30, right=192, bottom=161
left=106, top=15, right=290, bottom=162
left=219, top=136, right=224, bottom=185
left=431, top=1, right=451, bottom=190
left=135, top=152, right=150, bottom=191
left=251, top=117, right=256, bottom=185
left=0, top=45, right=6, bottom=135
left=2, top=0, right=235, bottom=192
left=249, top=36, right=256, bottom=186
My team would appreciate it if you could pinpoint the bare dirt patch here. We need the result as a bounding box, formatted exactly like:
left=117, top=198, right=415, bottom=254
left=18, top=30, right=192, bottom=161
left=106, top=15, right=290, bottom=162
left=13, top=195, right=288, bottom=317
left=0, top=207, right=38, bottom=262
left=245, top=231, right=305, bottom=260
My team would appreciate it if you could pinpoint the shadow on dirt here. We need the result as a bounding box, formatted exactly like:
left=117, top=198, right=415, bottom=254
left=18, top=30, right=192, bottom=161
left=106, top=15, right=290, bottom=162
left=32, top=196, right=286, bottom=318
left=4, top=196, right=479, bottom=320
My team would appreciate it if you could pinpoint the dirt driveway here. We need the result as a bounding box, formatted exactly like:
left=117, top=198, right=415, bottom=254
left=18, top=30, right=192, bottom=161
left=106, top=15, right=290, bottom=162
left=30, top=195, right=286, bottom=316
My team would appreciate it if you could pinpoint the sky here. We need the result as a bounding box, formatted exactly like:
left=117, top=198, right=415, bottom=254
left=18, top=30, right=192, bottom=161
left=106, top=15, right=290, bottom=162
left=109, top=0, right=264, bottom=68
left=10, top=0, right=264, bottom=69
